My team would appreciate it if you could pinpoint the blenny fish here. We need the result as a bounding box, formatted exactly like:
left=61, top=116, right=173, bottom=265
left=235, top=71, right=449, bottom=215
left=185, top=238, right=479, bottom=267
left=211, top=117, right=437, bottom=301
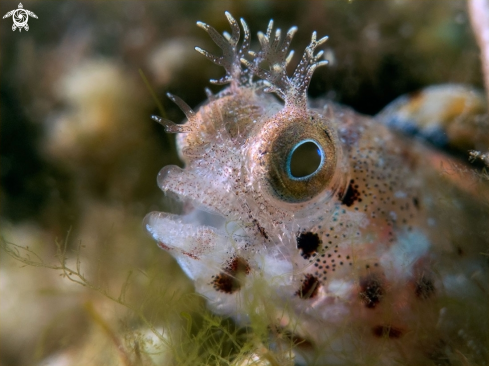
left=146, top=12, right=488, bottom=365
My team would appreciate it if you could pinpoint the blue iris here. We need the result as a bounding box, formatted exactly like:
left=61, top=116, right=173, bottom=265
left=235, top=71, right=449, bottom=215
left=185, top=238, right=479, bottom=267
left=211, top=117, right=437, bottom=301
left=286, top=139, right=324, bottom=180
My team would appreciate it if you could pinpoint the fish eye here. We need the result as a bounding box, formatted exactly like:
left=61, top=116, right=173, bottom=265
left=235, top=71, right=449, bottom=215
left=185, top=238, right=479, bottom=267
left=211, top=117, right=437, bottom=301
left=255, top=114, right=337, bottom=204
left=287, top=140, right=324, bottom=179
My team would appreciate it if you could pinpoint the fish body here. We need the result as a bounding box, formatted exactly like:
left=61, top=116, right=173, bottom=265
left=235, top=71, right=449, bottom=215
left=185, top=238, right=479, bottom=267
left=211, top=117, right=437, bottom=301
left=146, top=13, right=488, bottom=365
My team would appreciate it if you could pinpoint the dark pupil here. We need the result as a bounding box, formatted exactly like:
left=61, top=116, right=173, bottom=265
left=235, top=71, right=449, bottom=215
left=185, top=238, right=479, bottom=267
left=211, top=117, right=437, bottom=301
left=290, top=141, right=322, bottom=178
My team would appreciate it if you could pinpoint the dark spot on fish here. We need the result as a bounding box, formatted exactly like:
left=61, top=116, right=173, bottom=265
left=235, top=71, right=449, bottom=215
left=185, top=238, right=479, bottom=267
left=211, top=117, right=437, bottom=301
left=339, top=179, right=361, bottom=207
left=297, top=231, right=321, bottom=259
left=157, top=241, right=170, bottom=251
left=413, top=197, right=420, bottom=209
left=360, top=274, right=384, bottom=308
left=212, top=272, right=240, bottom=293
left=212, top=256, right=250, bottom=294
left=182, top=250, right=199, bottom=260
left=253, top=219, right=268, bottom=239
left=415, top=274, right=435, bottom=300
left=296, top=274, right=320, bottom=299
left=227, top=256, right=251, bottom=274
left=372, top=325, right=403, bottom=339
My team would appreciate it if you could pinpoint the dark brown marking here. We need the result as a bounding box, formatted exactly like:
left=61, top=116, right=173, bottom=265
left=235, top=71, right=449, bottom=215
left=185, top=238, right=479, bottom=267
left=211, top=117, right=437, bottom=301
left=157, top=241, right=171, bottom=251
left=182, top=250, right=199, bottom=260
left=415, top=274, right=435, bottom=300
left=253, top=219, right=268, bottom=239
left=227, top=256, right=251, bottom=275
left=339, top=180, right=361, bottom=207
left=413, top=197, right=420, bottom=209
left=212, top=256, right=251, bottom=294
left=297, top=231, right=321, bottom=259
left=372, top=325, right=403, bottom=339
left=296, top=274, right=320, bottom=299
left=212, top=272, right=240, bottom=294
left=359, top=274, right=384, bottom=308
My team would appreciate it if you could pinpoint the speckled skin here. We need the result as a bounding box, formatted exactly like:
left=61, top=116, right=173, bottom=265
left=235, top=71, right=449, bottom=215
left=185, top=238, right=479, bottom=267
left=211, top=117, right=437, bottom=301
left=146, top=13, right=488, bottom=365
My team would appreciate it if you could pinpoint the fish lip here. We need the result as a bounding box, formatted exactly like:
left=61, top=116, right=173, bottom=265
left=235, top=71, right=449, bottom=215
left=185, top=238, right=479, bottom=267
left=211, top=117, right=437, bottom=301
left=144, top=201, right=239, bottom=281
left=153, top=180, right=228, bottom=230
left=148, top=203, right=228, bottom=234
left=145, top=186, right=231, bottom=252
left=156, top=164, right=232, bottom=228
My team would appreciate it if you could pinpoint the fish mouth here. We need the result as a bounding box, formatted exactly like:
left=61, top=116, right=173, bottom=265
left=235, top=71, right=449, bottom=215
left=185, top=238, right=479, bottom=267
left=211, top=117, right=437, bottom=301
left=147, top=164, right=232, bottom=231
left=159, top=191, right=228, bottom=230
left=145, top=163, right=250, bottom=282
left=144, top=186, right=234, bottom=260
left=144, top=189, right=243, bottom=282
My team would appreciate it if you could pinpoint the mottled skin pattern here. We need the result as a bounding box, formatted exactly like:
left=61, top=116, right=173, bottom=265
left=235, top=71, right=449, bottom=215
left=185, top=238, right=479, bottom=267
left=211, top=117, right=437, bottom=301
left=146, top=13, right=488, bottom=365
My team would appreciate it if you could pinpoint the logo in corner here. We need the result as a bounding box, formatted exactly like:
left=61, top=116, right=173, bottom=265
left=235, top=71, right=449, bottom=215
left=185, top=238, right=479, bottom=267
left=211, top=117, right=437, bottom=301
left=3, top=3, right=38, bottom=32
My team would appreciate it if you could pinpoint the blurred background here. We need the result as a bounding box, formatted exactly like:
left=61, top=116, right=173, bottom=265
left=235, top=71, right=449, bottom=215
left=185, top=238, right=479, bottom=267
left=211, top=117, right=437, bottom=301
left=0, top=1, right=485, bottom=365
